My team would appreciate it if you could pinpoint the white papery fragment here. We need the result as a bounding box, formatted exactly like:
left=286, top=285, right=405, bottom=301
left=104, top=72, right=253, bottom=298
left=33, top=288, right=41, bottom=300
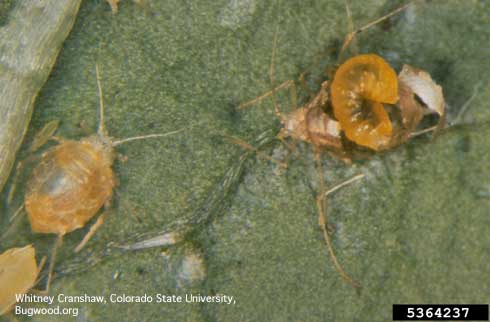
left=398, top=64, right=445, bottom=116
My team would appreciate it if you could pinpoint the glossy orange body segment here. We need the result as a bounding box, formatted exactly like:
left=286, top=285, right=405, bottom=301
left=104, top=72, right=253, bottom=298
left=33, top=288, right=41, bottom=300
left=0, top=245, right=38, bottom=315
left=331, top=54, right=398, bottom=150
left=25, top=137, right=115, bottom=235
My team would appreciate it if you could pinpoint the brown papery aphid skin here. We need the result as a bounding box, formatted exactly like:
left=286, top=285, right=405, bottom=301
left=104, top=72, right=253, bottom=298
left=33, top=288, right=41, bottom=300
left=0, top=245, right=40, bottom=315
left=238, top=2, right=445, bottom=289
left=279, top=54, right=442, bottom=156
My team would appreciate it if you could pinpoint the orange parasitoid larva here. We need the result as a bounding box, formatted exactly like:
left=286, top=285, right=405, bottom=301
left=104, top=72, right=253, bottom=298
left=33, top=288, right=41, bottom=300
left=331, top=54, right=399, bottom=151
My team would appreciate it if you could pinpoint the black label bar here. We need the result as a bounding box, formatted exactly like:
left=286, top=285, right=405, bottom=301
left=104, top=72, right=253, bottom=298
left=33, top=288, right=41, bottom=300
left=393, top=304, right=489, bottom=321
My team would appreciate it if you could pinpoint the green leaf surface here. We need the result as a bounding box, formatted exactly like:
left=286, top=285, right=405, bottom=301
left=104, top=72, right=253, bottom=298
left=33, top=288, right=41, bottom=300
left=1, top=0, right=489, bottom=321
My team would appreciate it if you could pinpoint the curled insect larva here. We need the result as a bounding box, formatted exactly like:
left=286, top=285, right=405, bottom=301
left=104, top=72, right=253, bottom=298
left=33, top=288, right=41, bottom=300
left=331, top=54, right=399, bottom=151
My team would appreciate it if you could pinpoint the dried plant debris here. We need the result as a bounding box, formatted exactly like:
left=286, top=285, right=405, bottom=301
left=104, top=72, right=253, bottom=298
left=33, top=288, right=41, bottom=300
left=0, top=0, right=82, bottom=193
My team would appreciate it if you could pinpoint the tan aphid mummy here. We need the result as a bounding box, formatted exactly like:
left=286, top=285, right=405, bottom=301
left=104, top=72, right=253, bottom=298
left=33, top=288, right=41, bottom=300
left=21, top=64, right=184, bottom=290
left=24, top=135, right=116, bottom=235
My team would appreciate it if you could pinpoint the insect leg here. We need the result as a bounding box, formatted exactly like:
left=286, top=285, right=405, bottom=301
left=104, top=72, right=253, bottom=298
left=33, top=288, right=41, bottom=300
left=222, top=134, right=288, bottom=169
left=314, top=148, right=360, bottom=289
left=410, top=80, right=482, bottom=139
left=238, top=80, right=295, bottom=113
left=342, top=0, right=359, bottom=57
left=338, top=1, right=413, bottom=60
left=452, top=81, right=483, bottom=126
left=44, top=235, right=63, bottom=293
left=276, top=131, right=297, bottom=156
left=95, top=63, right=108, bottom=137
left=299, top=72, right=316, bottom=99
left=74, top=205, right=111, bottom=253
left=239, top=29, right=298, bottom=123
left=0, top=205, right=25, bottom=241
left=28, top=256, right=48, bottom=293
left=28, top=120, right=60, bottom=153
left=324, top=173, right=365, bottom=197
left=7, top=157, right=37, bottom=205
left=111, top=127, right=187, bottom=147
left=268, top=29, right=297, bottom=121
left=96, top=64, right=193, bottom=146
